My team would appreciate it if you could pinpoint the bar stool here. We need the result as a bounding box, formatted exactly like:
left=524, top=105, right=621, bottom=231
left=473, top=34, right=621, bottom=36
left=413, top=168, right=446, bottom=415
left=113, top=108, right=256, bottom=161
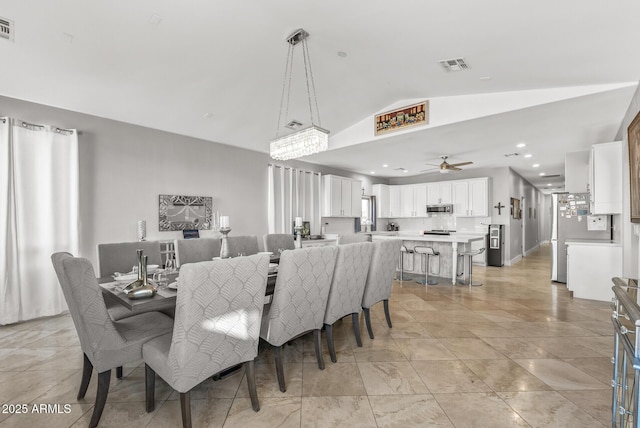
left=414, top=246, right=439, bottom=285
left=399, top=245, right=414, bottom=281
left=457, top=248, right=485, bottom=287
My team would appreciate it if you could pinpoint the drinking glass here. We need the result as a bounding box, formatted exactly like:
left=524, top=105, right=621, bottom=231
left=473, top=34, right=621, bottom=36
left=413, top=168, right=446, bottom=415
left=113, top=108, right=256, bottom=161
left=165, top=258, right=175, bottom=273
left=153, top=272, right=169, bottom=289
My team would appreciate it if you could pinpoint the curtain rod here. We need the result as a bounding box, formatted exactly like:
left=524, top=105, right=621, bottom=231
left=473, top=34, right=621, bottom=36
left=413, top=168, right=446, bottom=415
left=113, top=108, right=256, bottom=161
left=4, top=118, right=77, bottom=134
left=268, top=163, right=321, bottom=175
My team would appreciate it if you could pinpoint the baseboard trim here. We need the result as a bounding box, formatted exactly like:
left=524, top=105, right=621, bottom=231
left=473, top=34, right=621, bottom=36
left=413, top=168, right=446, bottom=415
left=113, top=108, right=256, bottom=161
left=524, top=243, right=540, bottom=257
left=506, top=255, right=523, bottom=266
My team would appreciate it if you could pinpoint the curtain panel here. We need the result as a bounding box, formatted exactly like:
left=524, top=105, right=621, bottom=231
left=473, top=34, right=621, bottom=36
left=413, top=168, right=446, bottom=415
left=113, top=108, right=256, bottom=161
left=0, top=118, right=79, bottom=324
left=267, top=165, right=321, bottom=235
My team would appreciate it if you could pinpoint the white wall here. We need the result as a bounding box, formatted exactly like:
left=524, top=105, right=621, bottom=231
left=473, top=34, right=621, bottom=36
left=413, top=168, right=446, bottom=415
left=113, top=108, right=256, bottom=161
left=0, top=95, right=385, bottom=269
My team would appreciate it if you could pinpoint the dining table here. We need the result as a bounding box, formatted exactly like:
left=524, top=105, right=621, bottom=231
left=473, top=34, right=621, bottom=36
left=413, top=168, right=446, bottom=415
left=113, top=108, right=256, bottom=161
left=98, top=256, right=279, bottom=313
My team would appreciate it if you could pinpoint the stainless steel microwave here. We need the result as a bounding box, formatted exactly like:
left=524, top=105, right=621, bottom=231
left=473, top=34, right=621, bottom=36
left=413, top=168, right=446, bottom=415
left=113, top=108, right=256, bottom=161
left=426, top=204, right=453, bottom=214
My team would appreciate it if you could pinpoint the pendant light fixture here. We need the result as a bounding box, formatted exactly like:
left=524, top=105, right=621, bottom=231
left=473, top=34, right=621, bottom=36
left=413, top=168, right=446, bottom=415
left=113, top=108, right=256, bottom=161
left=270, top=28, right=329, bottom=161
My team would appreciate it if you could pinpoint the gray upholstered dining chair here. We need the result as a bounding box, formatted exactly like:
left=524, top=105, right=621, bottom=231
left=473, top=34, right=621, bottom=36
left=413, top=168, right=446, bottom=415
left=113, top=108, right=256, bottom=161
left=97, top=241, right=163, bottom=277
left=143, top=254, right=270, bottom=428
left=260, top=245, right=338, bottom=392
left=323, top=242, right=374, bottom=362
left=227, top=235, right=260, bottom=256
left=262, top=233, right=295, bottom=253
left=336, top=234, right=371, bottom=245
left=51, top=252, right=174, bottom=428
left=174, top=237, right=222, bottom=267
left=361, top=239, right=403, bottom=339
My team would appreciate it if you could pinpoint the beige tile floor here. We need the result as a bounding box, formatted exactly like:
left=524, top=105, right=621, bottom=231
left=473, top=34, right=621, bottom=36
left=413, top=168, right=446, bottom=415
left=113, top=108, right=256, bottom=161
left=0, top=244, right=615, bottom=427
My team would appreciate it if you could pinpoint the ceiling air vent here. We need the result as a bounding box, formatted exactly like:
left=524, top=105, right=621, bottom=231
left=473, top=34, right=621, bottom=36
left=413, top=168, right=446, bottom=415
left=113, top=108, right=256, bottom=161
left=504, top=153, right=519, bottom=157
left=285, top=120, right=303, bottom=130
left=439, top=57, right=469, bottom=72
left=0, top=17, right=14, bottom=41
left=543, top=174, right=561, bottom=178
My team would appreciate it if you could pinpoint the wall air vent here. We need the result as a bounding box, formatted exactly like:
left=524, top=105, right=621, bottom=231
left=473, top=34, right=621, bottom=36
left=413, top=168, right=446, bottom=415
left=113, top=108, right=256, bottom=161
left=439, top=57, right=469, bottom=72
left=285, top=120, right=303, bottom=130
left=0, top=17, right=14, bottom=41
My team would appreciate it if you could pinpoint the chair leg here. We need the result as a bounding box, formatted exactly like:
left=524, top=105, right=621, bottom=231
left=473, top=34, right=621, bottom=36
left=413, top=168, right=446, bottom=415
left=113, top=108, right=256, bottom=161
left=351, top=313, right=362, bottom=347
left=325, top=324, right=337, bottom=363
left=383, top=299, right=392, bottom=328
left=244, top=360, right=260, bottom=412
left=314, top=329, right=325, bottom=370
left=145, top=364, right=156, bottom=412
left=273, top=345, right=287, bottom=393
left=116, top=366, right=123, bottom=379
left=78, top=353, right=93, bottom=400
left=180, top=391, right=192, bottom=428
left=89, top=369, right=111, bottom=428
left=363, top=307, right=374, bottom=339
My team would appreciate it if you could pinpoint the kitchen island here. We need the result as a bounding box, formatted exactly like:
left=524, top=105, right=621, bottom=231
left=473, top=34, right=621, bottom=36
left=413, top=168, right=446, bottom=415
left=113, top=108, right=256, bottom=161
left=372, top=233, right=485, bottom=285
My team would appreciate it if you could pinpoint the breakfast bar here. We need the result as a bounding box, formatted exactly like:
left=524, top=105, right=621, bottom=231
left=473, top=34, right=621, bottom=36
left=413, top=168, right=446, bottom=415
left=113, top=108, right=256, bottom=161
left=372, top=233, right=485, bottom=285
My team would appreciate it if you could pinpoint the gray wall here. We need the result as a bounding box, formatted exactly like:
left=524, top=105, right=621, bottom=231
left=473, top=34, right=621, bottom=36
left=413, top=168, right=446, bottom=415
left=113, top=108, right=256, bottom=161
left=0, top=95, right=385, bottom=269
left=615, top=83, right=640, bottom=278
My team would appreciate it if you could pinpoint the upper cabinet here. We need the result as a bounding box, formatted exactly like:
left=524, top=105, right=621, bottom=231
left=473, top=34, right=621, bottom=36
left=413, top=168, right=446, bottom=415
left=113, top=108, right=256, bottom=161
left=323, top=175, right=362, bottom=217
left=372, top=184, right=390, bottom=218
left=589, top=141, right=622, bottom=214
left=400, top=184, right=427, bottom=217
left=427, top=182, right=452, bottom=205
left=374, top=177, right=489, bottom=218
left=452, top=177, right=489, bottom=217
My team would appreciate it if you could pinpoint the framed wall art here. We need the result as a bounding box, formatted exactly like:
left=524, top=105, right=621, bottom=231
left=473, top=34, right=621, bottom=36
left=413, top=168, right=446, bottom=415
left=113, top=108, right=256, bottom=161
left=375, top=101, right=428, bottom=135
left=629, top=110, right=640, bottom=223
left=159, top=194, right=212, bottom=231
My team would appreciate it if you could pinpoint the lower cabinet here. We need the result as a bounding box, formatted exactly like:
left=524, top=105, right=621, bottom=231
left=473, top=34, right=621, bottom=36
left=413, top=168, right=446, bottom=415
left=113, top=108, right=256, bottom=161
left=566, top=243, right=622, bottom=301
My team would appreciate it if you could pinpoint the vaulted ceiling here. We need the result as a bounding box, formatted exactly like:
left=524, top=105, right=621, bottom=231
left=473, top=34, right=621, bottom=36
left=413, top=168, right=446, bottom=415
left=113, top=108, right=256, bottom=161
left=2, top=1, right=640, bottom=191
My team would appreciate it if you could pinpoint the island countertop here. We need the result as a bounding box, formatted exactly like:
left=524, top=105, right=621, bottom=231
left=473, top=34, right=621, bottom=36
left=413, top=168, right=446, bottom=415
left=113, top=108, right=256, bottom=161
left=371, top=234, right=485, bottom=244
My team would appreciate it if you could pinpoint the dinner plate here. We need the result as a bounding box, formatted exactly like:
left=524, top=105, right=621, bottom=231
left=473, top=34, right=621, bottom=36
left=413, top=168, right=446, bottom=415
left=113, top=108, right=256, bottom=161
left=167, top=282, right=178, bottom=290
left=268, top=263, right=278, bottom=273
left=258, top=251, right=273, bottom=256
left=113, top=273, right=138, bottom=283
left=146, top=265, right=160, bottom=274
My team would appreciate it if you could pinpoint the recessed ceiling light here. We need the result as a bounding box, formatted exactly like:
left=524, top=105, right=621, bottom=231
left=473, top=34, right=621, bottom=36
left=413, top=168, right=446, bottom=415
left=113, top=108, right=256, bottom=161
left=539, top=172, right=546, bottom=176
left=337, top=51, right=347, bottom=58
left=524, top=154, right=532, bottom=158
left=516, top=143, right=526, bottom=148
left=547, top=183, right=552, bottom=186
left=532, top=163, right=540, bottom=168
left=479, top=76, right=492, bottom=81
left=403, top=169, right=409, bottom=173
left=203, top=112, right=213, bottom=119
left=370, top=171, right=375, bottom=174
left=382, top=164, right=388, bottom=168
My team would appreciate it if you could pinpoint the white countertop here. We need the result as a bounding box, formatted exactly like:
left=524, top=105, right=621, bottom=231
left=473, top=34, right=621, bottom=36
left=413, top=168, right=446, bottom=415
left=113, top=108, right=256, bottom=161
left=564, top=239, right=621, bottom=247
left=372, top=233, right=484, bottom=244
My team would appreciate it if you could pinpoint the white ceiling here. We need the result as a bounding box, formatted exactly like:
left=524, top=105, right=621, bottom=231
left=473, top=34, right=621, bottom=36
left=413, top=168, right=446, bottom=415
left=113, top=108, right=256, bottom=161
left=2, top=1, right=640, bottom=191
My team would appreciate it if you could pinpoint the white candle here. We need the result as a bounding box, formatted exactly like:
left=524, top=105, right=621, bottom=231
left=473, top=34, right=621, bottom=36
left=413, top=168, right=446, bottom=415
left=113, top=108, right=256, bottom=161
left=295, top=217, right=302, bottom=227
left=220, top=216, right=229, bottom=228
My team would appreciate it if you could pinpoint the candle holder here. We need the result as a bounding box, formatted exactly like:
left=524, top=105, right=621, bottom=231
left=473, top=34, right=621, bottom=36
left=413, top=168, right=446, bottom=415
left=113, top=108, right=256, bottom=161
left=220, top=227, right=232, bottom=258
left=294, top=225, right=303, bottom=249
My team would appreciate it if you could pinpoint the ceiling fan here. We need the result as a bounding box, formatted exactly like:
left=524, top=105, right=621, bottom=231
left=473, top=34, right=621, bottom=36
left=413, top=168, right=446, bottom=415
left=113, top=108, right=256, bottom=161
left=421, top=155, right=473, bottom=174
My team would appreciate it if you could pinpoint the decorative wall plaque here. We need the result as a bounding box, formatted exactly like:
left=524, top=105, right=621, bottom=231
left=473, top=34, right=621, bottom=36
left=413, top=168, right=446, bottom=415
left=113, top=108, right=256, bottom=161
left=159, top=195, right=212, bottom=231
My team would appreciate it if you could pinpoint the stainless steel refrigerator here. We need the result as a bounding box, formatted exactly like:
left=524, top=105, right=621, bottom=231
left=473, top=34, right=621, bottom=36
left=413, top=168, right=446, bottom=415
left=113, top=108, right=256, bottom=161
left=551, top=193, right=610, bottom=283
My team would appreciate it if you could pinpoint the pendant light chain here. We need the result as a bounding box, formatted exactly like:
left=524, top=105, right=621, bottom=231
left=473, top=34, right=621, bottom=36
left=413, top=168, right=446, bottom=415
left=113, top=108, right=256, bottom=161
left=301, top=39, right=320, bottom=127
left=275, top=43, right=295, bottom=139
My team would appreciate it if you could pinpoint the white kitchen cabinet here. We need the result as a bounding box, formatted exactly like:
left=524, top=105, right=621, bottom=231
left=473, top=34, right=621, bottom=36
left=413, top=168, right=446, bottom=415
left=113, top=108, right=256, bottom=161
left=566, top=241, right=622, bottom=301
left=589, top=141, right=622, bottom=214
left=389, top=185, right=401, bottom=218
left=452, top=178, right=489, bottom=217
left=565, top=150, right=590, bottom=193
left=427, top=182, right=452, bottom=205
left=400, top=184, right=427, bottom=217
left=323, top=175, right=362, bottom=217
left=372, top=184, right=390, bottom=218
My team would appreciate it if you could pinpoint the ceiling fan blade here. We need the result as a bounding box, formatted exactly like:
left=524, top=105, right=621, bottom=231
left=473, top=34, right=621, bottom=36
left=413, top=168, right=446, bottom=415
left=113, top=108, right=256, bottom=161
left=424, top=162, right=441, bottom=167
left=448, top=161, right=473, bottom=167
left=449, top=167, right=462, bottom=171
left=420, top=167, right=439, bottom=173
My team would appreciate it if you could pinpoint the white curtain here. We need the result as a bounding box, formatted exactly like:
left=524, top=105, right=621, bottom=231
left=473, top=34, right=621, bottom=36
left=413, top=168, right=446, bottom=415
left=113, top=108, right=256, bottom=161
left=267, top=164, right=322, bottom=234
left=0, top=118, right=79, bottom=325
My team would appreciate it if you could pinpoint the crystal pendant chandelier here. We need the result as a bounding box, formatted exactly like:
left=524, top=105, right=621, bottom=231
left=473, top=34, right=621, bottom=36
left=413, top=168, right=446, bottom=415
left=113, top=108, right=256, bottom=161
left=270, top=28, right=329, bottom=161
